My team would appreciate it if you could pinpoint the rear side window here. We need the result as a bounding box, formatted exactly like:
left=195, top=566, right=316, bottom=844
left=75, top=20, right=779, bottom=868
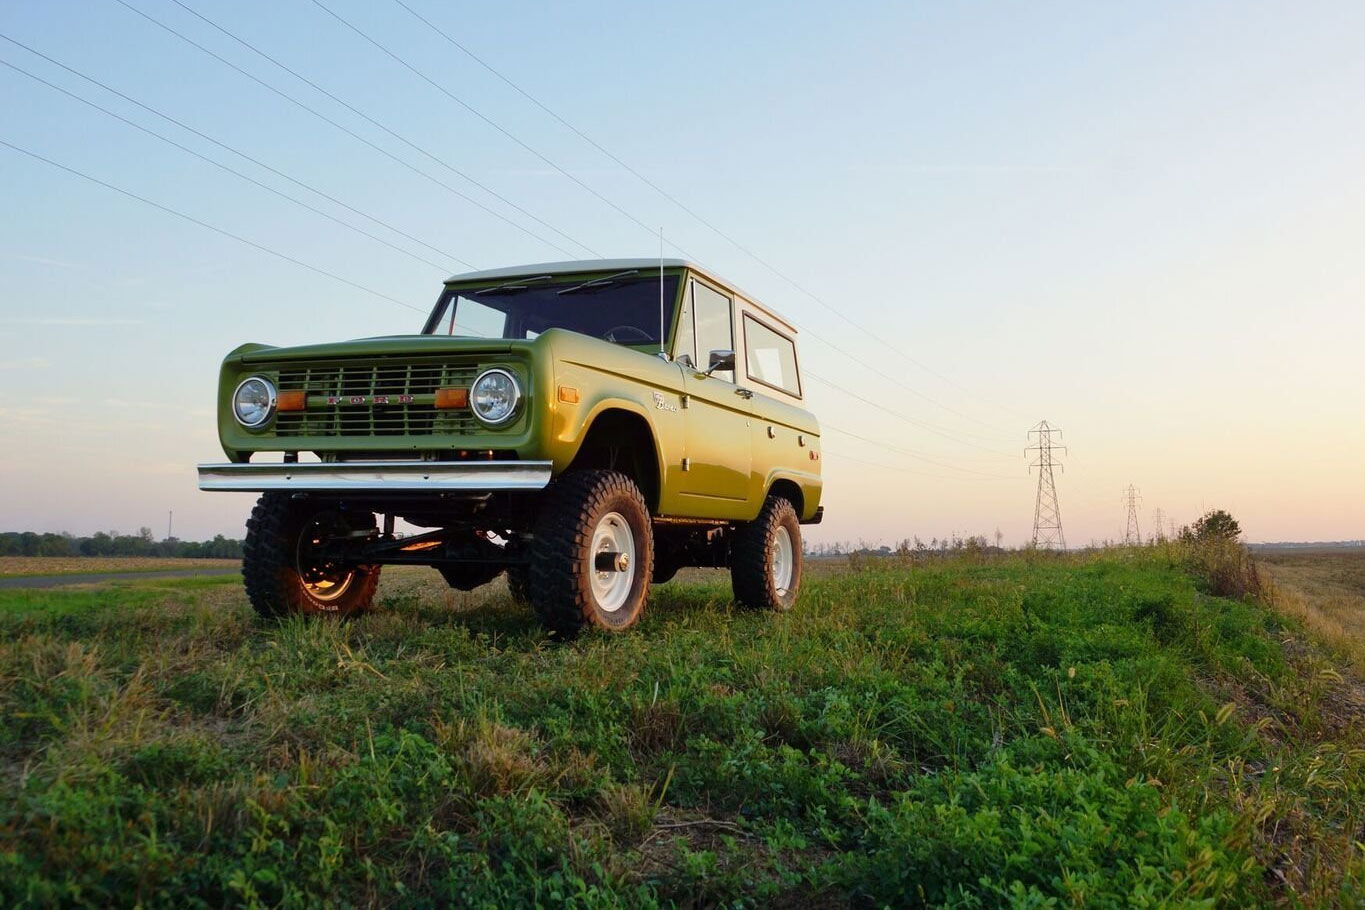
left=743, top=315, right=800, bottom=397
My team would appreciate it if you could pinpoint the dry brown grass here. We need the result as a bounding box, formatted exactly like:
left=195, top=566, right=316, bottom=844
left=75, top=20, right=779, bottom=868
left=0, top=556, right=240, bottom=577
left=1258, top=549, right=1365, bottom=675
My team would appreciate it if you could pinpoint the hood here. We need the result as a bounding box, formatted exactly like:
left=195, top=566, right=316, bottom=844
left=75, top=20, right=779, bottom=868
left=235, top=334, right=525, bottom=364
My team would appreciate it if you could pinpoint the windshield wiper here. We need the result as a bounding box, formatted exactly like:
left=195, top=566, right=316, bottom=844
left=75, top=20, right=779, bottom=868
left=557, top=269, right=639, bottom=296
left=472, top=275, right=553, bottom=296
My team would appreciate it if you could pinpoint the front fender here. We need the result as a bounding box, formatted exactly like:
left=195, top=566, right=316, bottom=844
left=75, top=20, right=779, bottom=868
left=538, top=331, right=686, bottom=502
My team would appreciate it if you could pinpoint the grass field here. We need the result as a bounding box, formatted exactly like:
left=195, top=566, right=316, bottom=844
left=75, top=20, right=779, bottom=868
left=1, top=549, right=1362, bottom=907
left=0, top=556, right=241, bottom=578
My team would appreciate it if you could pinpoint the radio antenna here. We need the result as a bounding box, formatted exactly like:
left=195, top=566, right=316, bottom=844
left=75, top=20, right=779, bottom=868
left=658, top=226, right=666, bottom=356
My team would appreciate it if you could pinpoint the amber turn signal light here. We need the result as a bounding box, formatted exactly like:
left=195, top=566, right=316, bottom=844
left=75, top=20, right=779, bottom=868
left=277, top=390, right=307, bottom=412
left=434, top=387, right=469, bottom=409
left=558, top=385, right=579, bottom=403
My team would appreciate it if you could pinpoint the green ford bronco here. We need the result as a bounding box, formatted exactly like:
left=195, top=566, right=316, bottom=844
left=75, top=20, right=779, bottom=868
left=198, top=259, right=823, bottom=635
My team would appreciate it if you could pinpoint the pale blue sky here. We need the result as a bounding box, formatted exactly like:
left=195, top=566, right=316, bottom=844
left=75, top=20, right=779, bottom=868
left=2, top=0, right=1363, bottom=544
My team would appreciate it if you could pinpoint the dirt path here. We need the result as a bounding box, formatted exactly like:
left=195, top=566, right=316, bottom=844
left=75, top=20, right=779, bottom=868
left=0, top=568, right=240, bottom=590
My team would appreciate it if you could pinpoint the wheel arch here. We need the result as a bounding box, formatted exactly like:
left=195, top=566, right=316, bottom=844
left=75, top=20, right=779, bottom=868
left=566, top=404, right=665, bottom=512
left=766, top=478, right=804, bottom=517
left=761, top=470, right=822, bottom=522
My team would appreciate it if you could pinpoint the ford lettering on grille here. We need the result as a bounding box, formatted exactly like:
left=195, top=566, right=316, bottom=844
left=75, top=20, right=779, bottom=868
left=324, top=394, right=415, bottom=406
left=274, top=359, right=480, bottom=437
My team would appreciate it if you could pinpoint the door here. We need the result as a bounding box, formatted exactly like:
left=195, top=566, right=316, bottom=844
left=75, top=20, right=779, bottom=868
left=678, top=279, right=753, bottom=514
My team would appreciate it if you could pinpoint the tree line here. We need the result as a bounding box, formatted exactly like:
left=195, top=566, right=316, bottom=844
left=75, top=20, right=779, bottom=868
left=0, top=528, right=243, bottom=559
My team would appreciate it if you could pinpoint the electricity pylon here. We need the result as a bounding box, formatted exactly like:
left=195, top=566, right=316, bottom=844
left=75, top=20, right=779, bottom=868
left=1026, top=421, right=1066, bottom=550
left=1151, top=507, right=1166, bottom=542
left=1123, top=485, right=1142, bottom=544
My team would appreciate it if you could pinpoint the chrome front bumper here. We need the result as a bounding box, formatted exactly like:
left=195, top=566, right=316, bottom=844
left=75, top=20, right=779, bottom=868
left=197, top=460, right=553, bottom=492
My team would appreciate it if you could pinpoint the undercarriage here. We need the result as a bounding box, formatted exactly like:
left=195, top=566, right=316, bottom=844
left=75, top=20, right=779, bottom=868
left=283, top=493, right=737, bottom=574
left=209, top=461, right=806, bottom=636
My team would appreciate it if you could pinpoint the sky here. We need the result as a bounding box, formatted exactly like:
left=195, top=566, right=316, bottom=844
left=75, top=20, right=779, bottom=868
left=2, top=0, right=1363, bottom=547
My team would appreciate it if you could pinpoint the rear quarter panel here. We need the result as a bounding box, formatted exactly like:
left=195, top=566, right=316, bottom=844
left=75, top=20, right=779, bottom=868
left=748, top=391, right=822, bottom=521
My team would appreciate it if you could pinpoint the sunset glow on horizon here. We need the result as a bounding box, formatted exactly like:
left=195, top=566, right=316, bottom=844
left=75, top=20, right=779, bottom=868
left=2, top=0, right=1362, bottom=546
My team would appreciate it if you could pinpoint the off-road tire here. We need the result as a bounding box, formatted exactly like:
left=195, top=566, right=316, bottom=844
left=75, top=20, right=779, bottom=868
left=731, top=495, right=802, bottom=611
left=437, top=564, right=504, bottom=591
left=529, top=470, right=653, bottom=637
left=243, top=493, right=381, bottom=618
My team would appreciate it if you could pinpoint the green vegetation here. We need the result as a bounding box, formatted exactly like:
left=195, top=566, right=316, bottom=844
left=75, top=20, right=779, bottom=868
left=1, top=550, right=1362, bottom=907
left=1, top=529, right=242, bottom=559
left=1186, top=509, right=1243, bottom=542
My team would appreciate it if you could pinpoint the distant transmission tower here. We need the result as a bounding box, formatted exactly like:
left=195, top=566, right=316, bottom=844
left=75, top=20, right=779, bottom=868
left=1026, top=421, right=1067, bottom=550
left=1151, top=507, right=1166, bottom=542
left=1122, top=485, right=1142, bottom=544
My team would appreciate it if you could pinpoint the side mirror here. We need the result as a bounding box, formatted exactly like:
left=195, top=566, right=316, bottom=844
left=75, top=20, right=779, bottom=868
left=704, top=349, right=735, bottom=376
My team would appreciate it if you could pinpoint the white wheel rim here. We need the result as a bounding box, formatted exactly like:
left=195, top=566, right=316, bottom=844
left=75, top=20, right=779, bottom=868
left=772, top=526, right=794, bottom=597
left=589, top=511, right=636, bottom=613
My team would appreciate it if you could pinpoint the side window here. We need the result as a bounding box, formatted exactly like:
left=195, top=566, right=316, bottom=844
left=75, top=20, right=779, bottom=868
left=743, top=314, right=800, bottom=397
left=691, top=281, right=734, bottom=382
left=672, top=287, right=696, bottom=368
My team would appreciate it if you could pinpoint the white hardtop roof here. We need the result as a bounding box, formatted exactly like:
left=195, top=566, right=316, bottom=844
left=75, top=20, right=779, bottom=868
left=446, top=259, right=797, bottom=334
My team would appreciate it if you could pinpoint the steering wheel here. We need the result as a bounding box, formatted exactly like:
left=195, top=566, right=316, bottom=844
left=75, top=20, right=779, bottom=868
left=603, top=324, right=652, bottom=343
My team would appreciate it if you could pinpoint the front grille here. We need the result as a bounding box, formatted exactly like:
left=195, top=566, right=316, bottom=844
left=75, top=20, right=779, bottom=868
left=273, top=359, right=481, bottom=437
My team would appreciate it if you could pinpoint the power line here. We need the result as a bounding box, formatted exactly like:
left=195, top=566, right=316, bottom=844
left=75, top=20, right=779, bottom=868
left=1026, top=420, right=1066, bottom=550
left=110, top=0, right=581, bottom=260
left=824, top=424, right=1019, bottom=479
left=85, top=1, right=1016, bottom=471
left=802, top=327, right=1020, bottom=444
left=48, top=36, right=1020, bottom=466
left=805, top=372, right=1017, bottom=455
left=187, top=0, right=1020, bottom=454
left=13, top=56, right=1005, bottom=480
left=4, top=28, right=1012, bottom=475
left=8, top=126, right=1004, bottom=491
left=165, top=0, right=600, bottom=260
left=389, top=0, right=1025, bottom=430
left=7, top=127, right=1005, bottom=492
left=823, top=448, right=1014, bottom=482
left=369, top=0, right=1017, bottom=441
left=0, top=32, right=472, bottom=270
left=307, top=0, right=703, bottom=263
left=0, top=55, right=456, bottom=273
left=0, top=138, right=425, bottom=313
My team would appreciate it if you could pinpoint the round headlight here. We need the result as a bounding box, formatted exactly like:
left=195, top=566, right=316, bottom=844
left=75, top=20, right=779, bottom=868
left=470, top=368, right=521, bottom=426
left=232, top=376, right=277, bottom=428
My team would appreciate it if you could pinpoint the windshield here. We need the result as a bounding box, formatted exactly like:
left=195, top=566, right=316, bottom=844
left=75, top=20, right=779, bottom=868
left=424, top=274, right=681, bottom=347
